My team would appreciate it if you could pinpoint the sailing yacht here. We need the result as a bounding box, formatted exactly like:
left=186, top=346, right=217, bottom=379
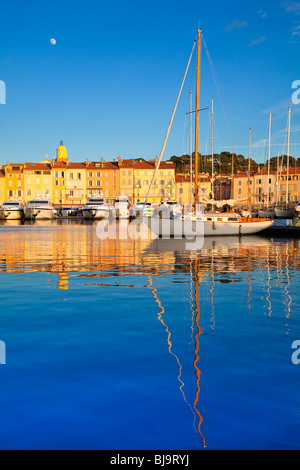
left=24, top=198, right=54, bottom=220
left=142, top=29, right=274, bottom=238
left=0, top=200, right=25, bottom=220
left=82, top=195, right=110, bottom=220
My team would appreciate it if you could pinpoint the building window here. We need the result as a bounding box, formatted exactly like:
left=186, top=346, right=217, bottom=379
left=69, top=173, right=74, bottom=180
left=88, top=181, right=93, bottom=186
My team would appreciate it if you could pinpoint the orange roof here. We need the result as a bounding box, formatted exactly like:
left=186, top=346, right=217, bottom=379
left=87, top=161, right=118, bottom=170
left=24, top=162, right=52, bottom=170
left=175, top=174, right=211, bottom=183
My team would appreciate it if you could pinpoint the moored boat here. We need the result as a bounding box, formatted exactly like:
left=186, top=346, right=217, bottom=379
left=275, top=207, right=294, bottom=219
left=82, top=195, right=110, bottom=220
left=141, top=29, right=274, bottom=239
left=143, top=212, right=273, bottom=238
left=0, top=200, right=25, bottom=220
left=157, top=200, right=182, bottom=219
left=114, top=195, right=130, bottom=219
left=24, top=198, right=54, bottom=220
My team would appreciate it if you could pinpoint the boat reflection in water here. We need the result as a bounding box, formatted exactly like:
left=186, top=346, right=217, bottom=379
left=0, top=219, right=299, bottom=449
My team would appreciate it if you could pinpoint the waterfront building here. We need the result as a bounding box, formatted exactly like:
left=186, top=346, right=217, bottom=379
left=233, top=172, right=255, bottom=206
left=65, top=162, right=87, bottom=206
left=149, top=160, right=176, bottom=204
left=213, top=175, right=231, bottom=201
left=0, top=170, right=5, bottom=203
left=253, top=168, right=277, bottom=206
left=4, top=163, right=24, bottom=200
left=118, top=157, right=134, bottom=202
left=86, top=159, right=119, bottom=204
left=119, top=158, right=176, bottom=204
left=23, top=162, right=52, bottom=202
left=175, top=173, right=212, bottom=206
left=278, top=167, right=300, bottom=205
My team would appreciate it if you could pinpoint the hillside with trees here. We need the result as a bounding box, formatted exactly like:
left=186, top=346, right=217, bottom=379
left=170, top=152, right=300, bottom=175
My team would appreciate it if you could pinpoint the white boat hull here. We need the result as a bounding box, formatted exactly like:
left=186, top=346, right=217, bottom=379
left=24, top=208, right=54, bottom=220
left=275, top=208, right=294, bottom=219
left=115, top=208, right=129, bottom=219
left=0, top=209, right=24, bottom=220
left=143, top=217, right=274, bottom=238
left=82, top=208, right=109, bottom=220
left=259, top=210, right=275, bottom=219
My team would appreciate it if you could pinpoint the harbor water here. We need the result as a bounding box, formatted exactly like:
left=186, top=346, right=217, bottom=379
left=0, top=220, right=299, bottom=450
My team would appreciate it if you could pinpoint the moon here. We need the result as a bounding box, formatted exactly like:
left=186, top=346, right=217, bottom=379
left=50, top=38, right=56, bottom=45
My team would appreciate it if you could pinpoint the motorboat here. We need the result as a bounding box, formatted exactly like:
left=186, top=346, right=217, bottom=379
left=82, top=196, right=110, bottom=220
left=24, top=198, right=54, bottom=220
left=114, top=196, right=130, bottom=219
left=275, top=207, right=294, bottom=219
left=157, top=200, right=182, bottom=219
left=0, top=200, right=25, bottom=220
left=258, top=209, right=276, bottom=219
left=294, top=202, right=300, bottom=215
left=134, top=201, right=153, bottom=218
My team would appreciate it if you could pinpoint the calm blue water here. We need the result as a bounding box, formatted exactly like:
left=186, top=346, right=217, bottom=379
left=0, top=221, right=299, bottom=449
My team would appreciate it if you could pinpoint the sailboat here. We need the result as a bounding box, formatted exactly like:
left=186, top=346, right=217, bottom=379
left=142, top=29, right=274, bottom=238
left=275, top=105, right=294, bottom=219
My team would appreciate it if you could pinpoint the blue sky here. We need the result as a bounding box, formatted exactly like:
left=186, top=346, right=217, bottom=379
left=0, top=0, right=299, bottom=165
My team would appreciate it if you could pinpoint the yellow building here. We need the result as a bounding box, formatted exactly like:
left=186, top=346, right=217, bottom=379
left=52, top=162, right=67, bottom=205
left=175, top=174, right=212, bottom=206
left=118, top=157, right=134, bottom=202
left=23, top=162, right=53, bottom=202
left=233, top=172, right=255, bottom=206
left=0, top=169, right=5, bottom=203
left=119, top=158, right=176, bottom=204
left=4, top=163, right=24, bottom=200
left=52, top=140, right=68, bottom=205
left=66, top=162, right=87, bottom=206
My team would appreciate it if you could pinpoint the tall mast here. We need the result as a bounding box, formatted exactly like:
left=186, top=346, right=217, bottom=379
left=276, top=150, right=280, bottom=207
left=248, top=127, right=252, bottom=212
left=231, top=141, right=234, bottom=199
left=190, top=90, right=193, bottom=206
left=211, top=97, right=214, bottom=201
left=267, top=112, right=271, bottom=210
left=194, top=29, right=201, bottom=208
left=286, top=104, right=291, bottom=209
